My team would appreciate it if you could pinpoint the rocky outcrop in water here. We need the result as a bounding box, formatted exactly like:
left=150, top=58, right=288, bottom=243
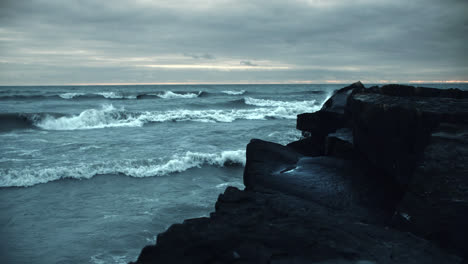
left=131, top=82, right=468, bottom=263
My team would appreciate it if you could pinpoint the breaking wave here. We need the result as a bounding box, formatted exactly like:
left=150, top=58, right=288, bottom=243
left=221, top=90, right=246, bottom=95
left=35, top=105, right=143, bottom=130
left=31, top=98, right=320, bottom=130
left=0, top=150, right=246, bottom=187
left=3, top=95, right=321, bottom=131
left=244, top=97, right=317, bottom=108
left=59, top=93, right=86, bottom=99
left=59, top=92, right=136, bottom=99
left=154, top=91, right=201, bottom=99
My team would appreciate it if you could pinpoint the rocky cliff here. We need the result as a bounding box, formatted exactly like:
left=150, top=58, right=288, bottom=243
left=131, top=82, right=468, bottom=264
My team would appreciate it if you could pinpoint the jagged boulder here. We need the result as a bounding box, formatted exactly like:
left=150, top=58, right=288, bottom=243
left=243, top=139, right=302, bottom=190
left=294, top=81, right=365, bottom=157
left=321, top=81, right=365, bottom=114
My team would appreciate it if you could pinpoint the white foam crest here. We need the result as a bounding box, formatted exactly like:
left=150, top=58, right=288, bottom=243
left=244, top=97, right=316, bottom=109
left=319, top=90, right=334, bottom=108
left=59, top=92, right=135, bottom=99
left=97, top=92, right=136, bottom=99
left=0, top=150, right=246, bottom=187
left=221, top=90, right=246, bottom=95
left=35, top=104, right=144, bottom=130
left=156, top=91, right=200, bottom=99
left=34, top=99, right=322, bottom=130
left=268, top=129, right=302, bottom=145
left=59, top=92, right=86, bottom=99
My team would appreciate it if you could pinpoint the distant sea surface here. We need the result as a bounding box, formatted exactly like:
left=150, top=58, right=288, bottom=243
left=0, top=83, right=466, bottom=263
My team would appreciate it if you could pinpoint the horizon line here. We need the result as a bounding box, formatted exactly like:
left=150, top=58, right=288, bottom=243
left=1, top=80, right=468, bottom=86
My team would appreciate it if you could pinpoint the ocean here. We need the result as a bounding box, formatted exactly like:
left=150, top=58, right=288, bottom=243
left=0, top=83, right=465, bottom=263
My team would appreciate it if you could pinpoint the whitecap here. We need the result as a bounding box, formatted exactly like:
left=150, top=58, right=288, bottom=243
left=156, top=91, right=200, bottom=99
left=96, top=92, right=135, bottom=99
left=33, top=96, right=321, bottom=130
left=59, top=92, right=86, bottom=99
left=221, top=90, right=246, bottom=95
left=244, top=97, right=316, bottom=108
left=0, top=150, right=246, bottom=187
left=35, top=104, right=144, bottom=130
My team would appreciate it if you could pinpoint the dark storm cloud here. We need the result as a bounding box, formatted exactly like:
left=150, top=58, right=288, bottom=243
left=0, top=0, right=467, bottom=84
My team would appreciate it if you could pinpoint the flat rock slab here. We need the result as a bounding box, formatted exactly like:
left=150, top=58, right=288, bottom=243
left=352, top=93, right=468, bottom=124
left=244, top=139, right=403, bottom=223
left=132, top=187, right=462, bottom=264
left=270, top=157, right=359, bottom=209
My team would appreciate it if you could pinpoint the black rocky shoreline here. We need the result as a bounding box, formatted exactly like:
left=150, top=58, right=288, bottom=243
left=131, top=82, right=468, bottom=264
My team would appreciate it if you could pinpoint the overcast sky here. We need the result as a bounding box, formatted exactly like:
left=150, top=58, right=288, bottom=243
left=0, top=0, right=467, bottom=85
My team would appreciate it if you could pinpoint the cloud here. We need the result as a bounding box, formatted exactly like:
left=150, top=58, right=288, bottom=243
left=183, top=53, right=216, bottom=60
left=0, top=0, right=467, bottom=84
left=240, top=61, right=258, bottom=67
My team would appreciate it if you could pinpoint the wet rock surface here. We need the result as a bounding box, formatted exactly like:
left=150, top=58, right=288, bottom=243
left=131, top=83, right=468, bottom=263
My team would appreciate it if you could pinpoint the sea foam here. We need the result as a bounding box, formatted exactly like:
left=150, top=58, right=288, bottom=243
left=221, top=90, right=246, bottom=95
left=36, top=104, right=144, bottom=130
left=58, top=92, right=136, bottom=99
left=0, top=150, right=246, bottom=187
left=155, top=91, right=201, bottom=99
left=33, top=96, right=320, bottom=130
left=244, top=97, right=316, bottom=108
left=59, top=93, right=86, bottom=99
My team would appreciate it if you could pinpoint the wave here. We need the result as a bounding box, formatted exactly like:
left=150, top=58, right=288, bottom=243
left=136, top=91, right=205, bottom=99
left=59, top=92, right=136, bottom=99
left=221, top=90, right=246, bottom=95
left=35, top=105, right=144, bottom=130
left=32, top=97, right=320, bottom=130
left=3, top=95, right=321, bottom=131
left=0, top=150, right=246, bottom=187
left=0, top=92, right=136, bottom=100
left=154, top=91, right=201, bottom=99
left=0, top=95, right=62, bottom=100
left=0, top=113, right=35, bottom=132
left=0, top=112, right=64, bottom=132
left=244, top=97, right=317, bottom=108
left=59, top=92, right=86, bottom=99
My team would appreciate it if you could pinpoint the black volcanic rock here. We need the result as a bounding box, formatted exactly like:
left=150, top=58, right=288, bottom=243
left=349, top=92, right=468, bottom=186
left=131, top=83, right=468, bottom=264
left=392, top=122, right=468, bottom=256
left=324, top=128, right=354, bottom=159
left=297, top=81, right=365, bottom=133
left=132, top=187, right=461, bottom=264
left=321, top=81, right=365, bottom=114
left=379, top=84, right=417, bottom=97
left=286, top=135, right=323, bottom=156
left=296, top=111, right=345, bottom=135
left=243, top=139, right=302, bottom=190
left=294, top=82, right=365, bottom=157
left=375, top=84, right=468, bottom=99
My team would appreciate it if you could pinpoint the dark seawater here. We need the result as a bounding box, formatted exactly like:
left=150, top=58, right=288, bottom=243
left=0, top=83, right=466, bottom=263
